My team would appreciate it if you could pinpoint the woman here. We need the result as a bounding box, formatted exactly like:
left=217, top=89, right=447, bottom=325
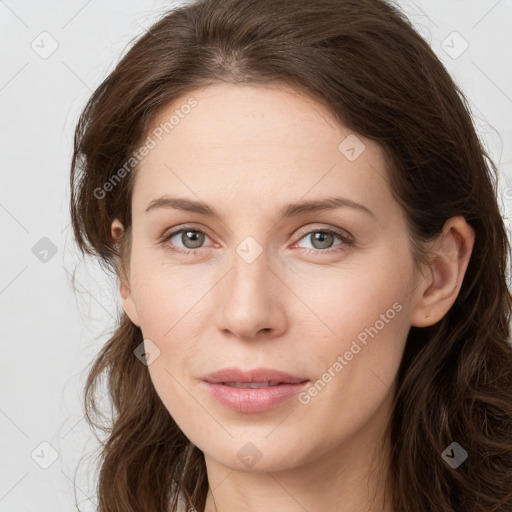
left=69, top=0, right=512, bottom=510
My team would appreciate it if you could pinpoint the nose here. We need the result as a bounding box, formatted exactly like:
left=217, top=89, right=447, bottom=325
left=213, top=250, right=288, bottom=341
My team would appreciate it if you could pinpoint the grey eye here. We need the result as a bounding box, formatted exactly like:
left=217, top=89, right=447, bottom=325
left=309, top=232, right=336, bottom=249
left=296, top=230, right=342, bottom=251
left=175, top=230, right=207, bottom=249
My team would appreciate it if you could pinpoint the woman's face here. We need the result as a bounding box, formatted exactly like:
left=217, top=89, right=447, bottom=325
left=115, top=83, right=428, bottom=473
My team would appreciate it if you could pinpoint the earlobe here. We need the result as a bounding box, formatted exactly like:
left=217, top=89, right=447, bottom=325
left=410, top=216, right=475, bottom=328
left=111, top=218, right=141, bottom=328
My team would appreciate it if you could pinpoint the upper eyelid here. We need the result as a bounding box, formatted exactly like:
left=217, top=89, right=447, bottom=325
left=161, top=224, right=213, bottom=241
left=294, top=224, right=352, bottom=240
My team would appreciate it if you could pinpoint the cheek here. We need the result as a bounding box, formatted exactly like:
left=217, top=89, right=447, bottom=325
left=129, top=256, right=212, bottom=338
left=293, top=251, right=413, bottom=417
left=287, top=248, right=413, bottom=346
left=147, top=361, right=217, bottom=452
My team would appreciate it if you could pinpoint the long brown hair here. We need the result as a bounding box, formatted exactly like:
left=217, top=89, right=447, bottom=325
left=69, top=0, right=512, bottom=510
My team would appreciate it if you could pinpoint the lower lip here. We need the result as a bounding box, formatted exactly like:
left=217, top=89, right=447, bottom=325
left=203, top=381, right=309, bottom=413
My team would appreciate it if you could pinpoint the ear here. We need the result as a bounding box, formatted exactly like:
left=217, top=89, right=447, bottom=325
left=111, top=218, right=141, bottom=328
left=410, top=215, right=475, bottom=327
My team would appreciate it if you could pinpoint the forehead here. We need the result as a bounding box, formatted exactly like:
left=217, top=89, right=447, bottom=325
left=130, top=83, right=393, bottom=220
left=143, top=82, right=365, bottom=158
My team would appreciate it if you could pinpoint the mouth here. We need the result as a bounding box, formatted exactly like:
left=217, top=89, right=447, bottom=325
left=202, top=367, right=309, bottom=413
left=203, top=367, right=307, bottom=385
left=221, top=381, right=293, bottom=388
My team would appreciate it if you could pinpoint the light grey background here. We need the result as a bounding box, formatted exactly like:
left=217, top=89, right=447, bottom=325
left=1, top=1, right=511, bottom=510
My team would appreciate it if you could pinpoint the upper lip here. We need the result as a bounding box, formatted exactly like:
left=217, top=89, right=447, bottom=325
left=203, top=367, right=308, bottom=385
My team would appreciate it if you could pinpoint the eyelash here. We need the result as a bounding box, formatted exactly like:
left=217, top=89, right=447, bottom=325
left=159, top=225, right=354, bottom=256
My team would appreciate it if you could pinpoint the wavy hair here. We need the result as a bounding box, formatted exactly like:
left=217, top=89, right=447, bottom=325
left=69, top=0, right=512, bottom=510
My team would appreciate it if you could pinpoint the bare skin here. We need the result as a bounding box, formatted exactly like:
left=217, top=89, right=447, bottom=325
left=111, top=83, right=475, bottom=512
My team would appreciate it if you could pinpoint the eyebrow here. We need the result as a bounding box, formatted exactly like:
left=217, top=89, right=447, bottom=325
left=145, top=195, right=375, bottom=219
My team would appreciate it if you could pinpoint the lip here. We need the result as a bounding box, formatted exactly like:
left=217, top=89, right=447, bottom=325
left=203, top=367, right=307, bottom=385
left=202, top=367, right=309, bottom=413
